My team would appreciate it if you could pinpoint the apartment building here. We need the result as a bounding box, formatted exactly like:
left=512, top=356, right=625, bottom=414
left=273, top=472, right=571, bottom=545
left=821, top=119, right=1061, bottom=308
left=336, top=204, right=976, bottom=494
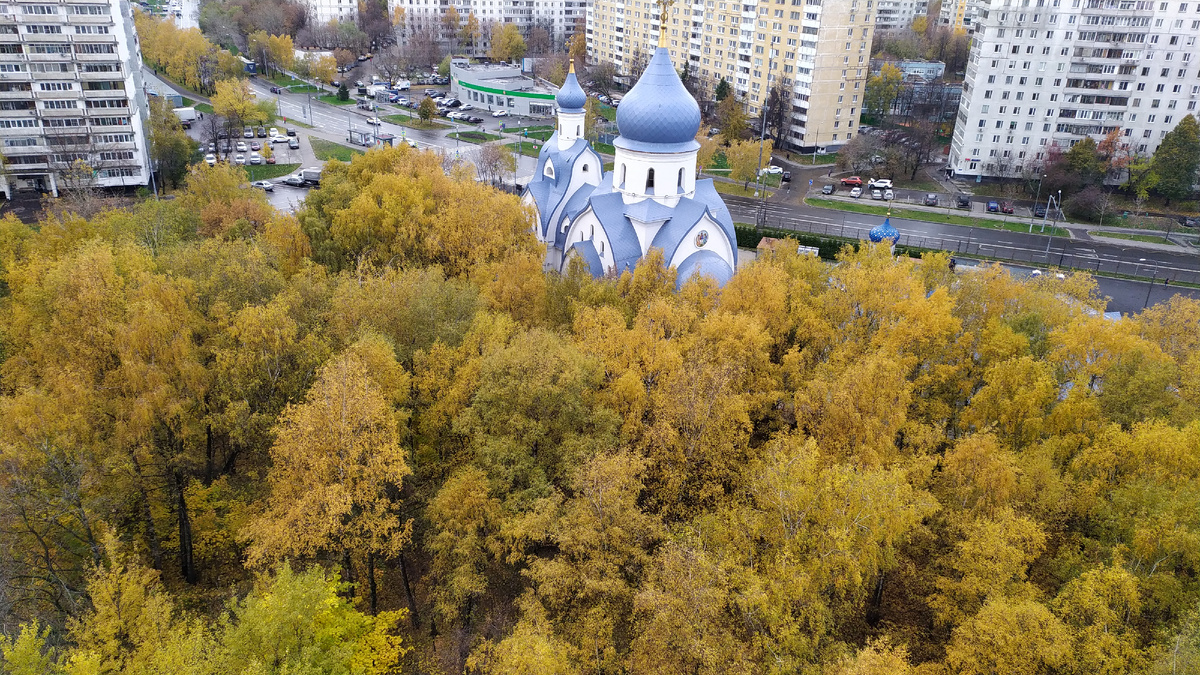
left=390, top=0, right=586, bottom=50
left=0, top=0, right=150, bottom=198
left=305, top=0, right=358, bottom=25
left=875, top=0, right=929, bottom=30
left=948, top=0, right=1200, bottom=181
left=939, top=0, right=983, bottom=32
left=586, top=0, right=876, bottom=150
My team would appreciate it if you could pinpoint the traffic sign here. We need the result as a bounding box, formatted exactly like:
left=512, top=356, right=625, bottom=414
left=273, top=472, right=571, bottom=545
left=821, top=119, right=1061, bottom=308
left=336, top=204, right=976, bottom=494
left=809, top=179, right=813, bottom=186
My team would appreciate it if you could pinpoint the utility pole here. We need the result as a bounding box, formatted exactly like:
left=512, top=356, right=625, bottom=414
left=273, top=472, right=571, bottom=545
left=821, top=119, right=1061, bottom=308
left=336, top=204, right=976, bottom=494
left=754, top=53, right=775, bottom=199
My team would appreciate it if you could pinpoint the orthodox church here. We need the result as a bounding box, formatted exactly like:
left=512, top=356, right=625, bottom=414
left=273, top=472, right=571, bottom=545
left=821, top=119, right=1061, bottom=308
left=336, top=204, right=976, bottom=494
left=521, top=34, right=738, bottom=287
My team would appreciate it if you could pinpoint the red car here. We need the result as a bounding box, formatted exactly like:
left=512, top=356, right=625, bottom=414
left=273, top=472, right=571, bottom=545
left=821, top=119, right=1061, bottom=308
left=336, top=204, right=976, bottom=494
left=840, top=176, right=864, bottom=187
left=1000, top=201, right=1014, bottom=214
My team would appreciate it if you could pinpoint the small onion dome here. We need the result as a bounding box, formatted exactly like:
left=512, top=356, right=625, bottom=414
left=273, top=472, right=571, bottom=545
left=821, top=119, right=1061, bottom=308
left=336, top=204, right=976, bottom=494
left=556, top=61, right=587, bottom=113
left=869, top=217, right=900, bottom=243
left=613, top=47, right=701, bottom=153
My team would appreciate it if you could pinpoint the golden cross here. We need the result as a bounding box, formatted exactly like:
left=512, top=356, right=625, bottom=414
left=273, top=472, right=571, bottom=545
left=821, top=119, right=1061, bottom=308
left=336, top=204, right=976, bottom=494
left=657, top=0, right=674, bottom=48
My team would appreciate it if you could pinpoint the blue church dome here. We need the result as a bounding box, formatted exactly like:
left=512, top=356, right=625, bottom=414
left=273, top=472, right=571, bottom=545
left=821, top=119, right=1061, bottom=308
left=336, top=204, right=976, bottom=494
left=614, top=47, right=701, bottom=153
left=556, top=61, right=587, bottom=113
left=869, top=218, right=900, bottom=243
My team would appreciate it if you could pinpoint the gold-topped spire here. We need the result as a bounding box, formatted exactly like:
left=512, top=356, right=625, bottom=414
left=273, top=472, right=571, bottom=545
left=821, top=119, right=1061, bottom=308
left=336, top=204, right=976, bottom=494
left=657, top=0, right=673, bottom=48
left=568, top=58, right=575, bottom=74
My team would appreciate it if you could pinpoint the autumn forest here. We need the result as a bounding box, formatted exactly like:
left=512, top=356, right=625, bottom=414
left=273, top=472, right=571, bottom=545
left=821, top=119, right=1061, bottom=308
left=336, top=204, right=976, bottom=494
left=1, top=145, right=1199, bottom=674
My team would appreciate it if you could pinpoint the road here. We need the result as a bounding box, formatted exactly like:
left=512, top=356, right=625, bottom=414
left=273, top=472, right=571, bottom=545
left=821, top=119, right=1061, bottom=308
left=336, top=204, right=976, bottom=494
left=724, top=194, right=1200, bottom=286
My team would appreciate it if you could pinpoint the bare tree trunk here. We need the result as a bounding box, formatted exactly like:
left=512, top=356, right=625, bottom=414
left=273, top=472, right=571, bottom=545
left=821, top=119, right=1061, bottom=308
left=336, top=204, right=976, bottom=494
left=174, top=469, right=197, bottom=584
left=367, top=550, right=379, bottom=615
left=399, top=552, right=420, bottom=629
left=130, top=454, right=164, bottom=570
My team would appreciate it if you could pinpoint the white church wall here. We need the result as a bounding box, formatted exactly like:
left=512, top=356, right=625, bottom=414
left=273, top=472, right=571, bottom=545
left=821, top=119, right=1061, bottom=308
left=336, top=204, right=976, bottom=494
left=613, top=147, right=697, bottom=206
left=666, top=215, right=736, bottom=272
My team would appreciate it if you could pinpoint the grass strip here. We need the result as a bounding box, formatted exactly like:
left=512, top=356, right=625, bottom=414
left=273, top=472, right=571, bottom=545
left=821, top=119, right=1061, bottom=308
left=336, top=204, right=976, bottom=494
left=316, top=94, right=356, bottom=106
left=447, top=131, right=501, bottom=144
left=383, top=115, right=451, bottom=130
left=1088, top=231, right=1176, bottom=245
left=244, top=163, right=301, bottom=181
left=715, top=181, right=774, bottom=199
left=310, top=138, right=364, bottom=162
left=805, top=197, right=1070, bottom=238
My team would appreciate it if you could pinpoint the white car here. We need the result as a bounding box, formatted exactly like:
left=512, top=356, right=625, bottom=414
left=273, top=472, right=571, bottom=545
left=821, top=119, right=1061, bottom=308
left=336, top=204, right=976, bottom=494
left=868, top=178, right=893, bottom=189
left=251, top=180, right=274, bottom=191
left=234, top=154, right=246, bottom=165
left=271, top=134, right=288, bottom=143
left=871, top=189, right=884, bottom=200
left=884, top=189, right=894, bottom=200
left=236, top=141, right=247, bottom=152
left=760, top=165, right=784, bottom=175
left=850, top=187, right=862, bottom=198
left=405, top=138, right=419, bottom=148
left=459, top=104, right=474, bottom=111
left=491, top=109, right=508, bottom=117
left=268, top=127, right=280, bottom=137
left=366, top=117, right=382, bottom=125
left=204, top=153, right=216, bottom=166
left=249, top=152, right=262, bottom=165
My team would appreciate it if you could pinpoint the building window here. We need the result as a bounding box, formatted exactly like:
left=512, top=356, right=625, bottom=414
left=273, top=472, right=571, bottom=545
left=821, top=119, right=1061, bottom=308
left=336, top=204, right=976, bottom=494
left=646, top=168, right=655, bottom=191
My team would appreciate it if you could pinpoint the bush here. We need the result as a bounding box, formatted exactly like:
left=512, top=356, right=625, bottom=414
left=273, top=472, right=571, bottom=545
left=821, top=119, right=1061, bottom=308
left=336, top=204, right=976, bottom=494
left=734, top=224, right=857, bottom=260
left=336, top=82, right=349, bottom=101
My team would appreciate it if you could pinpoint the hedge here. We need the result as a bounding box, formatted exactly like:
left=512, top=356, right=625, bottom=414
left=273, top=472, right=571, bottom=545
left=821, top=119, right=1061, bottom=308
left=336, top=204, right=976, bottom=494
left=735, top=224, right=931, bottom=262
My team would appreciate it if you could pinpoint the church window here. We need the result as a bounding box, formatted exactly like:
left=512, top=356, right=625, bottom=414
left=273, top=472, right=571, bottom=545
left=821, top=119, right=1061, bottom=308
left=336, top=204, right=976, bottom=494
left=646, top=168, right=655, bottom=191
left=590, top=224, right=595, bottom=239
left=582, top=164, right=589, bottom=172
left=621, top=164, right=627, bottom=185
left=576, top=125, right=580, bottom=135
left=678, top=168, right=684, bottom=187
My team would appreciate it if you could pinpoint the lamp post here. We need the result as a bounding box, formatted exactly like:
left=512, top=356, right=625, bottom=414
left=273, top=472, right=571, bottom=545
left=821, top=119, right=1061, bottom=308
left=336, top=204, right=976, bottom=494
left=754, top=52, right=775, bottom=201
left=1029, top=173, right=1045, bottom=233
left=1144, top=264, right=1158, bottom=308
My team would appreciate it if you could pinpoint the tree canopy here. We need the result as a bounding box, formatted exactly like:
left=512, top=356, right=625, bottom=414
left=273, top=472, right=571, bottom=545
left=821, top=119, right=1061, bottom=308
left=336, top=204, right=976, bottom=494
left=3, top=142, right=1200, bottom=675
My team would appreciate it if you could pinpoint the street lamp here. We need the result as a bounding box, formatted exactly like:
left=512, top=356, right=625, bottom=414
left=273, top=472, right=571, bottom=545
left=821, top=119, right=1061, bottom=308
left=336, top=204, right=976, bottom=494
left=754, top=52, right=776, bottom=208
left=1029, top=173, right=1045, bottom=233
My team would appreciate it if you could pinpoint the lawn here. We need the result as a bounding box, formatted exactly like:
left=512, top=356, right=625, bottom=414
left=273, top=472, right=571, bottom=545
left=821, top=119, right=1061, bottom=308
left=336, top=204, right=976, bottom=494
left=383, top=115, right=451, bottom=130
left=181, top=96, right=195, bottom=107
left=603, top=162, right=614, bottom=172
left=1088, top=231, right=1176, bottom=245
left=715, top=181, right=774, bottom=199
left=805, top=197, right=1070, bottom=237
left=593, top=141, right=616, bottom=155
left=597, top=104, right=617, bottom=122
left=893, top=177, right=944, bottom=193
left=195, top=103, right=214, bottom=114
left=244, top=163, right=301, bottom=181
left=705, top=151, right=730, bottom=171
left=310, top=138, right=364, bottom=162
left=316, top=94, right=356, bottom=106
left=789, top=152, right=839, bottom=166
left=509, top=125, right=555, bottom=142
left=506, top=142, right=543, bottom=158
left=447, top=131, right=501, bottom=144
left=268, top=74, right=312, bottom=88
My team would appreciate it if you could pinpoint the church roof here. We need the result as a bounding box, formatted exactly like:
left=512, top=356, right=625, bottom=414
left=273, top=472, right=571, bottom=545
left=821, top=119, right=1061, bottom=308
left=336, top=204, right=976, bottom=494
left=648, top=179, right=736, bottom=263
left=614, top=46, right=701, bottom=153
left=556, top=62, right=587, bottom=113
left=869, top=217, right=900, bottom=243
left=566, top=240, right=604, bottom=276
left=524, top=135, right=599, bottom=239
left=675, top=250, right=734, bottom=287
left=553, top=181, right=597, bottom=249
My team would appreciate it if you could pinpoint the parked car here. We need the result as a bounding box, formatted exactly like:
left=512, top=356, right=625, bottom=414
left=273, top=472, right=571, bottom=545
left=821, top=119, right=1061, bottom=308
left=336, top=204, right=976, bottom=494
left=821, top=184, right=835, bottom=195
left=871, top=189, right=884, bottom=200
left=884, top=189, right=894, bottom=201
left=236, top=141, right=247, bottom=152
left=207, top=142, right=215, bottom=152
left=281, top=175, right=306, bottom=187
left=868, top=178, right=893, bottom=189
left=366, top=117, right=382, bottom=125
left=234, top=154, right=246, bottom=165
left=492, top=109, right=508, bottom=117
left=924, top=193, right=939, bottom=206
left=256, top=126, right=267, bottom=137
left=1000, top=201, right=1014, bottom=214
left=271, top=134, right=288, bottom=143
left=840, top=176, right=864, bottom=187
left=251, top=180, right=274, bottom=192
left=268, top=127, right=280, bottom=137
left=266, top=155, right=276, bottom=164
left=986, top=200, right=1000, bottom=212
left=956, top=195, right=971, bottom=209
left=285, top=127, right=296, bottom=136
left=760, top=165, right=783, bottom=175
left=248, top=152, right=262, bottom=165
left=243, top=127, right=254, bottom=138
left=781, top=171, right=791, bottom=183
left=250, top=141, right=261, bottom=151
left=850, top=187, right=863, bottom=198
left=1182, top=216, right=1199, bottom=227
left=1033, top=204, right=1048, bottom=218
left=288, top=138, right=300, bottom=149
left=204, top=153, right=217, bottom=166
left=459, top=104, right=474, bottom=111
left=467, top=116, right=484, bottom=124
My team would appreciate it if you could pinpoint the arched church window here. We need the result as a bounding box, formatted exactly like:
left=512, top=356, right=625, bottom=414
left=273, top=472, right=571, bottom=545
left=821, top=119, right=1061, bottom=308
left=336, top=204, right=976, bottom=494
left=646, top=168, right=655, bottom=191
left=576, top=125, right=580, bottom=136
left=678, top=168, right=684, bottom=187
left=582, top=164, right=589, bottom=172
left=600, top=241, right=605, bottom=254
left=621, top=164, right=627, bottom=185
left=590, top=224, right=594, bottom=239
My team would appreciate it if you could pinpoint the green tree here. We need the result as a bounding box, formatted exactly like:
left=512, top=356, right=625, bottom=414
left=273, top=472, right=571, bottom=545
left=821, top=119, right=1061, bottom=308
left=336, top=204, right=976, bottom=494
left=490, top=23, right=527, bottom=63
left=714, top=76, right=730, bottom=102
left=716, top=94, right=746, bottom=144
left=864, top=62, right=903, bottom=119
left=147, top=95, right=196, bottom=189
left=726, top=138, right=771, bottom=189
left=418, top=96, right=437, bottom=122
left=1151, top=114, right=1200, bottom=202
left=337, top=81, right=350, bottom=101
